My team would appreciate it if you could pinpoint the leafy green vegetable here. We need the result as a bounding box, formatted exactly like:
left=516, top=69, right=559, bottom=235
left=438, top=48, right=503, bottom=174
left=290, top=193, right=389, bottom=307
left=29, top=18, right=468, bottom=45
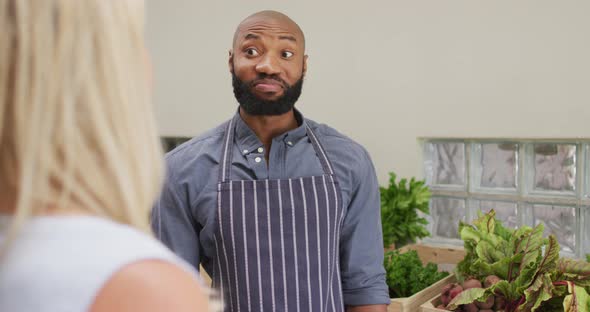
left=446, top=288, right=488, bottom=309
left=520, top=273, right=555, bottom=311
left=383, top=249, right=449, bottom=298
left=554, top=258, right=590, bottom=289
left=587, top=254, right=590, bottom=263
left=562, top=281, right=589, bottom=312
left=380, top=172, right=431, bottom=248
left=451, top=210, right=590, bottom=311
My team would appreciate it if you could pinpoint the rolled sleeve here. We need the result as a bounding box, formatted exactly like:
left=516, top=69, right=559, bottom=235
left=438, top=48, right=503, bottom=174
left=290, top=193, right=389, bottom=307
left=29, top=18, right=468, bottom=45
left=339, top=148, right=390, bottom=306
left=151, top=157, right=201, bottom=270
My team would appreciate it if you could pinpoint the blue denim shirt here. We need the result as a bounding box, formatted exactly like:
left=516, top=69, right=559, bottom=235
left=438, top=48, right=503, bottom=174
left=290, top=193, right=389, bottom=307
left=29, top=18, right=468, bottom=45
left=151, top=110, right=389, bottom=306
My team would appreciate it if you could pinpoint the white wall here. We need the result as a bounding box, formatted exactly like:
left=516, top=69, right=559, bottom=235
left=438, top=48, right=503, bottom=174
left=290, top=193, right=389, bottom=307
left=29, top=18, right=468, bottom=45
left=146, top=0, right=590, bottom=185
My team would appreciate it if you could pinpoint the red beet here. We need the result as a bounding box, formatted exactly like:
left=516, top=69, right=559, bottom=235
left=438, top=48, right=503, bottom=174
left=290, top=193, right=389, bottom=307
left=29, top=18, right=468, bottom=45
left=449, top=285, right=464, bottom=300
left=463, top=303, right=478, bottom=312
left=476, top=294, right=494, bottom=309
left=441, top=283, right=460, bottom=306
left=494, top=296, right=506, bottom=310
left=463, top=278, right=483, bottom=289
left=440, top=295, right=450, bottom=307
left=484, top=275, right=501, bottom=288
left=441, top=283, right=455, bottom=294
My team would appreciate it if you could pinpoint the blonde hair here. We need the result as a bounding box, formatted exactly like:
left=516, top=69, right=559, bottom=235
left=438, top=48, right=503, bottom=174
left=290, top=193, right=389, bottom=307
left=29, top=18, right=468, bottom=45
left=0, top=0, right=163, bottom=246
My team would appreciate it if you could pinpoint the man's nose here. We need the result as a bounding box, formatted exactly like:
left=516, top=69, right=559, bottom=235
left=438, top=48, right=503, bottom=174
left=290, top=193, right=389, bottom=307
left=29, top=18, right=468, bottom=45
left=255, top=53, right=281, bottom=76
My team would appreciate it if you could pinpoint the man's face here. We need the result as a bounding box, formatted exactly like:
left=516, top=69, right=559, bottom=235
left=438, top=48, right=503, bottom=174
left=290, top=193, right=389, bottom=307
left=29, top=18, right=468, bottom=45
left=230, top=15, right=307, bottom=115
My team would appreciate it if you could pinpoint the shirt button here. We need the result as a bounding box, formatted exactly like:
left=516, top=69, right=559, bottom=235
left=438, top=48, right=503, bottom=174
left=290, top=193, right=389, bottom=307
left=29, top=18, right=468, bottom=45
left=243, top=150, right=249, bottom=154
left=255, top=157, right=262, bottom=163
left=257, top=147, right=264, bottom=153
left=287, top=141, right=293, bottom=146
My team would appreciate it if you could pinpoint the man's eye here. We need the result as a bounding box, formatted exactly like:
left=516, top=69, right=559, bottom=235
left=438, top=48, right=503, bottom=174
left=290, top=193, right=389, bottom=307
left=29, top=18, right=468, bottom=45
left=282, top=51, right=294, bottom=59
left=245, top=48, right=259, bottom=56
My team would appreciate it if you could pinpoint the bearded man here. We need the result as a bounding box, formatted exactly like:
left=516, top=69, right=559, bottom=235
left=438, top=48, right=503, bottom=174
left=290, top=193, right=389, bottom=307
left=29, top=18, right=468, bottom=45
left=152, top=10, right=389, bottom=312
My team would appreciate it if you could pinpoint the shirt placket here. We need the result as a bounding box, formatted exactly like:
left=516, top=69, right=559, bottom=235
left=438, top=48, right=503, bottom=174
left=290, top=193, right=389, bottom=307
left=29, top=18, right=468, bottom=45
left=268, top=137, right=288, bottom=180
left=243, top=146, right=268, bottom=179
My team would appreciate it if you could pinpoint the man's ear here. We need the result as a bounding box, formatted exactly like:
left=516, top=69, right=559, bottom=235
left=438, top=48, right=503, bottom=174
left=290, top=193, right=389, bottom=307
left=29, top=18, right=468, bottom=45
left=303, top=55, right=308, bottom=76
left=228, top=50, right=234, bottom=73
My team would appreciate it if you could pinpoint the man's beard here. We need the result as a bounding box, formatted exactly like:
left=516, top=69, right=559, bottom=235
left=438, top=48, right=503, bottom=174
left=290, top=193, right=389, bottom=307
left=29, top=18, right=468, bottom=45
left=232, top=71, right=304, bottom=116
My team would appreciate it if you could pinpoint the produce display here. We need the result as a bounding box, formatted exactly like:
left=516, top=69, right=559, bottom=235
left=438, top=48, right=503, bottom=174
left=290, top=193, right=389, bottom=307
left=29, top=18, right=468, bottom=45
left=434, top=210, right=590, bottom=312
left=384, top=249, right=450, bottom=298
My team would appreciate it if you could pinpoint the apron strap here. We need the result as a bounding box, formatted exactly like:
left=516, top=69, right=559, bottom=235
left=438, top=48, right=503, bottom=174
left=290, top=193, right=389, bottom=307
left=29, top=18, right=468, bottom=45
left=305, top=125, right=335, bottom=176
left=218, top=114, right=336, bottom=183
left=219, top=115, right=237, bottom=183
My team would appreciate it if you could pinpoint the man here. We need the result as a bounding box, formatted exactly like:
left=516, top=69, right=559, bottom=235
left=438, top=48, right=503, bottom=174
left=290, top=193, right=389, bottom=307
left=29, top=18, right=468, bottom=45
left=152, top=10, right=389, bottom=312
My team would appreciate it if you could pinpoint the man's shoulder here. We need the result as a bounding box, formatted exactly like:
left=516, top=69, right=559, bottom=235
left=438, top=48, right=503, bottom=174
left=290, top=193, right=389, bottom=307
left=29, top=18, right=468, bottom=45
left=306, top=119, right=369, bottom=158
left=165, top=121, right=228, bottom=165
left=306, top=119, right=377, bottom=192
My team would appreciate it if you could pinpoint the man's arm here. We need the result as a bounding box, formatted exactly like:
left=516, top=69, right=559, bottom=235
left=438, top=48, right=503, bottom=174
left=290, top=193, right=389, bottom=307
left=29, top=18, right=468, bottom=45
left=151, top=159, right=201, bottom=270
left=340, top=147, right=390, bottom=310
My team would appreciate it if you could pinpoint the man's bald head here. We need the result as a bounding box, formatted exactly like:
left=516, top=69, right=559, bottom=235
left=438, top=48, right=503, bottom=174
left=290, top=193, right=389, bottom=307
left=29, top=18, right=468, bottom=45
left=232, top=10, right=305, bottom=50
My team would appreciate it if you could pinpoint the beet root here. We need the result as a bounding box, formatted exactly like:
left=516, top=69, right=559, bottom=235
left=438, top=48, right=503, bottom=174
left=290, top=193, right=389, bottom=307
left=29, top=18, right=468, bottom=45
left=475, top=295, right=494, bottom=309
left=449, top=285, right=464, bottom=300
left=462, top=303, right=478, bottom=312
left=484, top=275, right=501, bottom=288
left=494, top=296, right=506, bottom=310
left=441, top=283, right=461, bottom=306
left=463, top=278, right=483, bottom=290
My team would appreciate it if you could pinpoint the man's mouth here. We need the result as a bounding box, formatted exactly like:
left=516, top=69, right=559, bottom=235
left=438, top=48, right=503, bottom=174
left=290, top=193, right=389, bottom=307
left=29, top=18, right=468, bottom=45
left=253, top=79, right=285, bottom=93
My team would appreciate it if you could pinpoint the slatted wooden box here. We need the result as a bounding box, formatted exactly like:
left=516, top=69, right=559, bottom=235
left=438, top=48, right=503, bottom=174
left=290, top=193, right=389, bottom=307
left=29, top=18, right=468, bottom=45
left=387, top=244, right=464, bottom=312
left=420, top=294, right=451, bottom=312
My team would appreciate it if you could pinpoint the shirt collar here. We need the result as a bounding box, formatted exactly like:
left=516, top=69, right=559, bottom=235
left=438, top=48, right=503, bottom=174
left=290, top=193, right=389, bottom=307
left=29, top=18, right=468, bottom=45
left=234, top=109, right=308, bottom=155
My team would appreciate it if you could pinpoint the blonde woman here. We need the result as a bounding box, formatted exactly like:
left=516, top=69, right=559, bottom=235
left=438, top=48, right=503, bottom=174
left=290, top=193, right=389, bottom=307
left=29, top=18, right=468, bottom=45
left=0, top=1, right=216, bottom=311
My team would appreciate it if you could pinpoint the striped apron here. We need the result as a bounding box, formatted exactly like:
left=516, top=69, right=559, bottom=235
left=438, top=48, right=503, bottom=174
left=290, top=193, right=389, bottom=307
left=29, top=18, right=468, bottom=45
left=212, top=116, right=345, bottom=312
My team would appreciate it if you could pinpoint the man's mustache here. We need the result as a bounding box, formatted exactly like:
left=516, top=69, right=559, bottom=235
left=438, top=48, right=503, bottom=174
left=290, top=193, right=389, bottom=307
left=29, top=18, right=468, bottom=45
left=249, top=75, right=289, bottom=89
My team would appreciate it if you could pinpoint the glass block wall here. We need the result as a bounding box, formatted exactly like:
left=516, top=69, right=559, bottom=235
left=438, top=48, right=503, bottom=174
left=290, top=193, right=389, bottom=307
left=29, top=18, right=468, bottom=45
left=423, top=140, right=590, bottom=259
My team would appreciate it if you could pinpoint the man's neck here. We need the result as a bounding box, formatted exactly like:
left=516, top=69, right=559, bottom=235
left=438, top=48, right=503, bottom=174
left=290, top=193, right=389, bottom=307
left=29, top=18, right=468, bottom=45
left=239, top=108, right=299, bottom=160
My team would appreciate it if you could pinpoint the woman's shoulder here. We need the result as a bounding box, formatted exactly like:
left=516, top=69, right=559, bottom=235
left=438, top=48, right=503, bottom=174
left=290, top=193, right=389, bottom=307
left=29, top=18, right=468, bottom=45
left=22, top=215, right=179, bottom=262
left=89, top=258, right=214, bottom=312
left=0, top=215, right=210, bottom=312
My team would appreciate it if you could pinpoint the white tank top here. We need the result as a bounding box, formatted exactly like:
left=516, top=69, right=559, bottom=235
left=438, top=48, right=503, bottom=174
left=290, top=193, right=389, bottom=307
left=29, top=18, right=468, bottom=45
left=0, top=215, right=200, bottom=312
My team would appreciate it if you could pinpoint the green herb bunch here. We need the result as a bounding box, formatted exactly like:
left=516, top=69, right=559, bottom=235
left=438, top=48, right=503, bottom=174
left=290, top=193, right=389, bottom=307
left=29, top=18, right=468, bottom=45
left=448, top=210, right=590, bottom=312
left=384, top=249, right=449, bottom=298
left=380, top=172, right=431, bottom=248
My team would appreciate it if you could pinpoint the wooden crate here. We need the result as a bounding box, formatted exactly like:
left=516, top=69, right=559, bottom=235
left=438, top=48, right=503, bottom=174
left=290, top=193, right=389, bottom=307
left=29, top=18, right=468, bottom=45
left=387, top=244, right=464, bottom=312
left=389, top=274, right=456, bottom=312
left=420, top=294, right=449, bottom=312
left=397, top=244, right=465, bottom=273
